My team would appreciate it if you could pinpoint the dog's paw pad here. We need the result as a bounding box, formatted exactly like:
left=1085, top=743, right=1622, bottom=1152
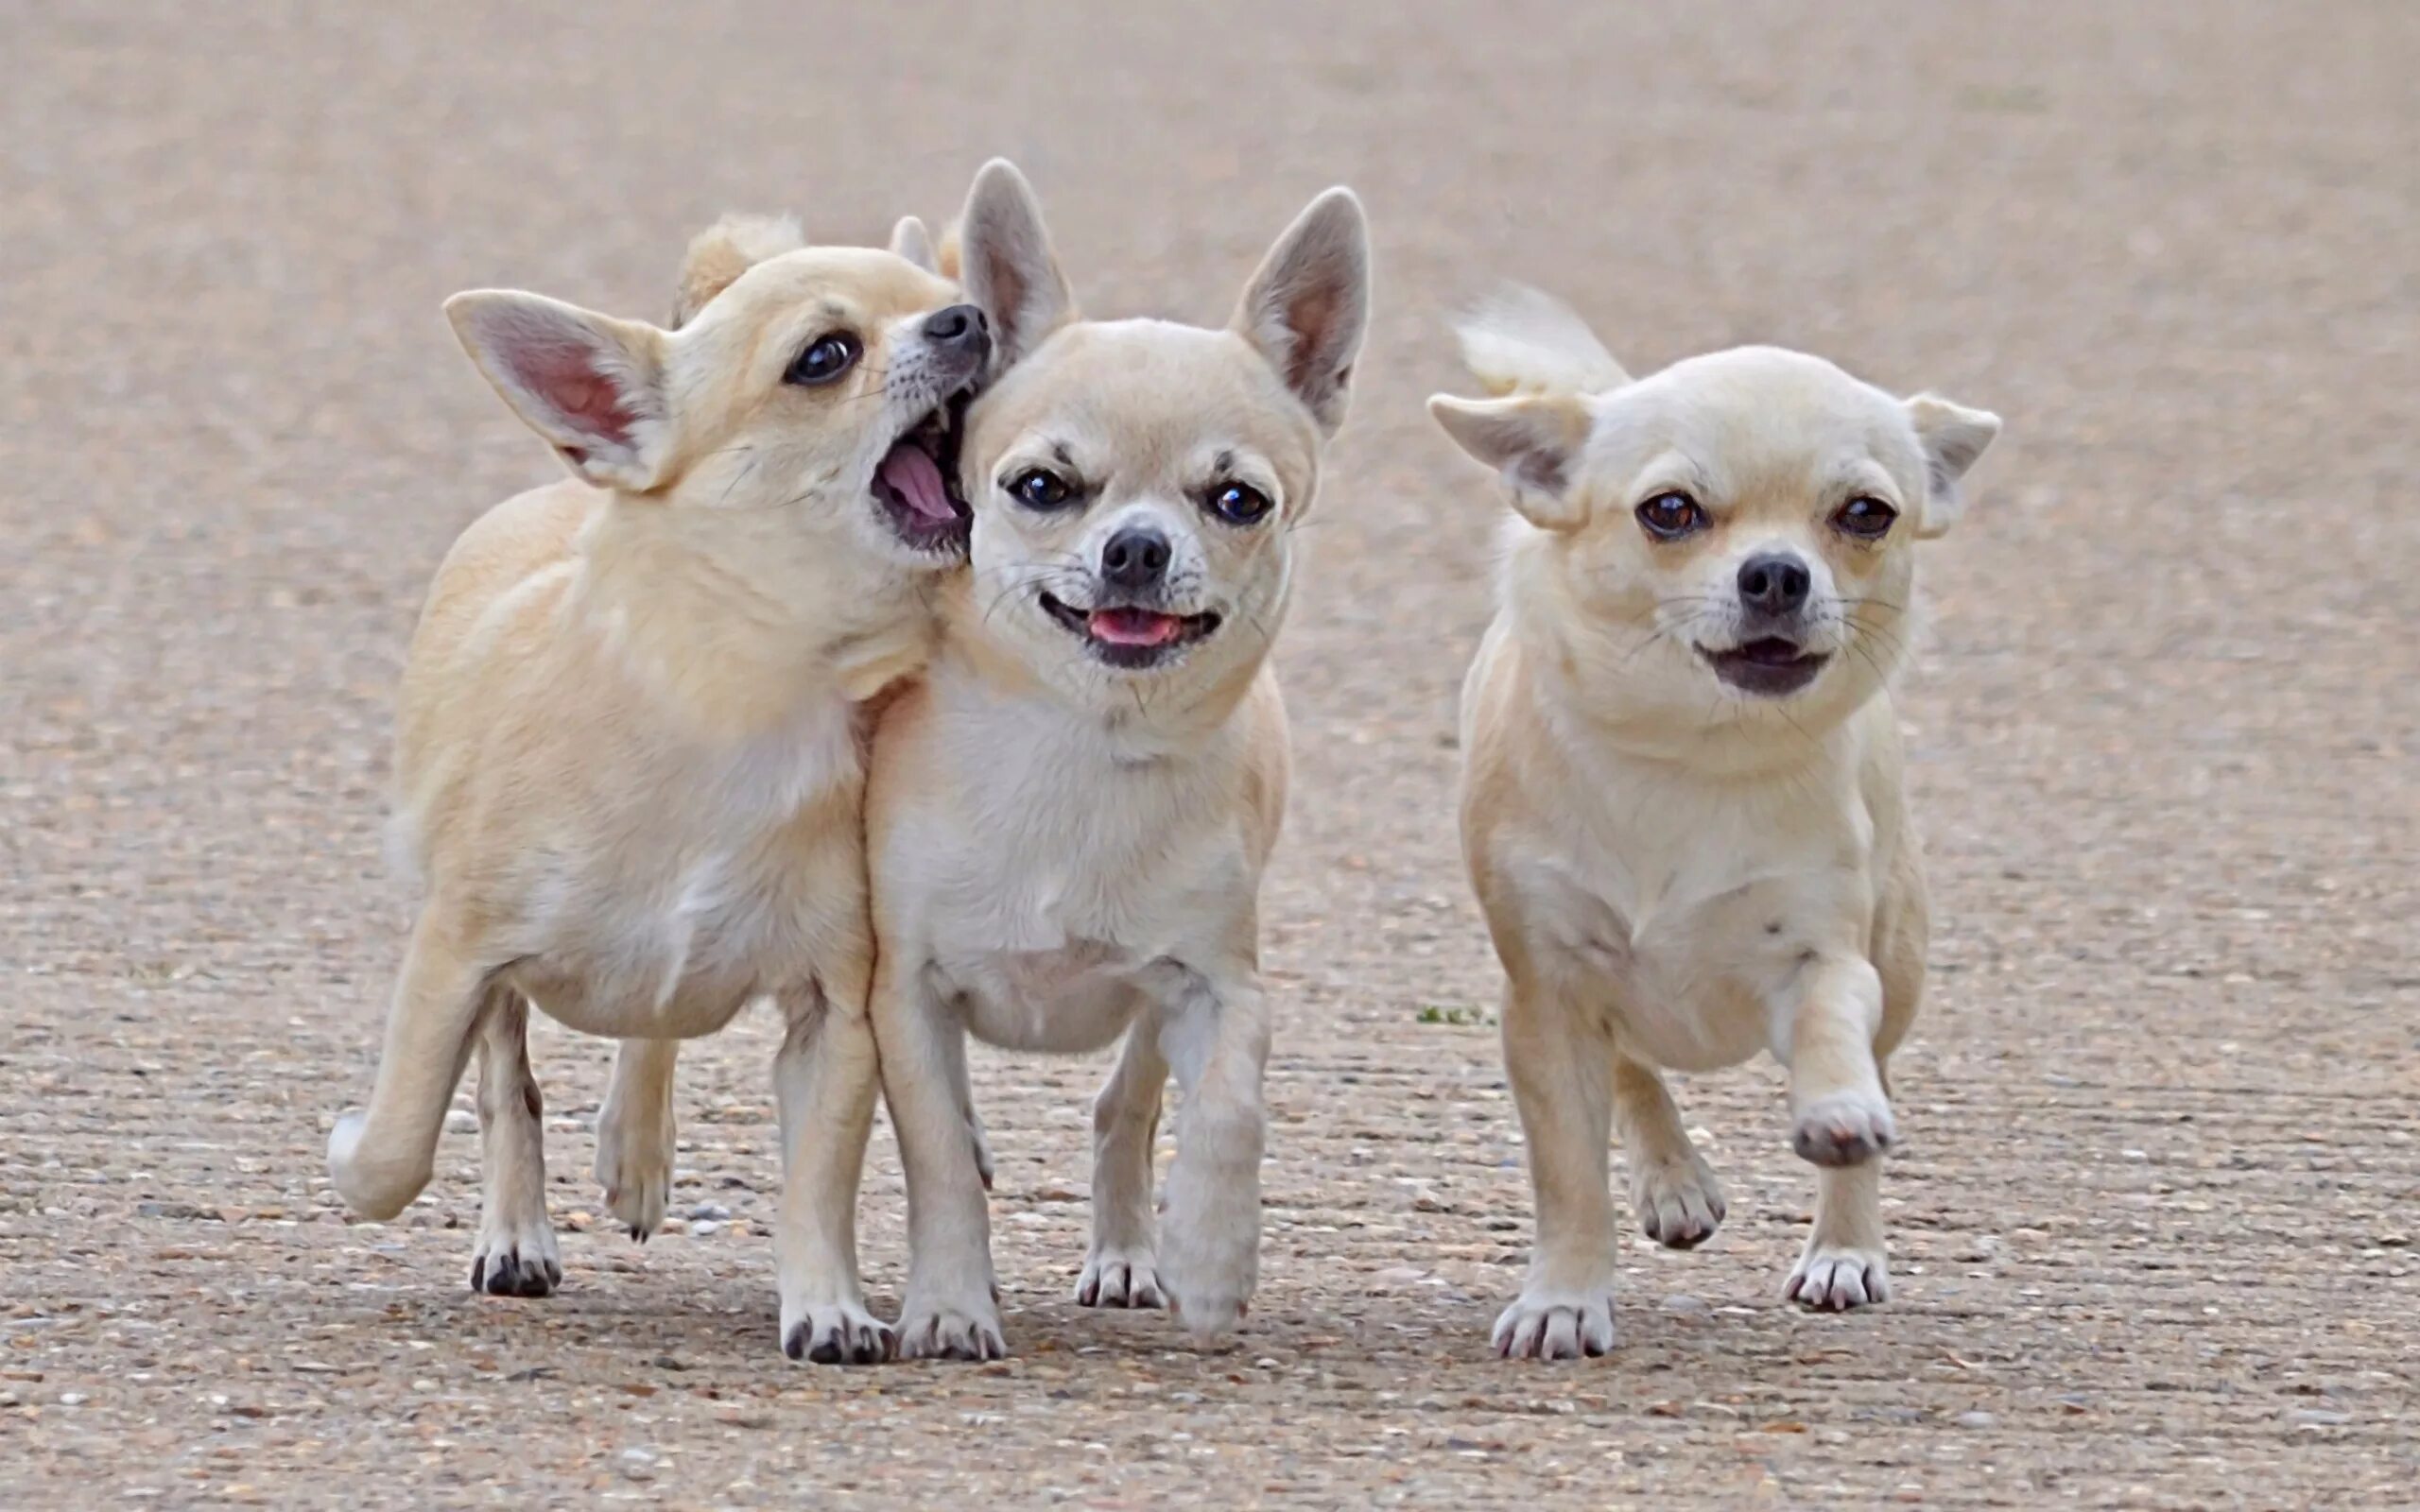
left=895, top=1299, right=1007, bottom=1363
left=1791, top=1093, right=1897, bottom=1168
left=1786, top=1246, right=1892, bottom=1312
left=1075, top=1248, right=1165, bottom=1309
left=781, top=1303, right=893, bottom=1366
left=1633, top=1155, right=1727, bottom=1249
left=1491, top=1290, right=1616, bottom=1361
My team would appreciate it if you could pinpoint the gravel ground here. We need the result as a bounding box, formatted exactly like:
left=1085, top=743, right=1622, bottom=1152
left=5, top=3, right=2416, bottom=1507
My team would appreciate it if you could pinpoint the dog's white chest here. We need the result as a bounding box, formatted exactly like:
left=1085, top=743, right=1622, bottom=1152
left=1512, top=797, right=1872, bottom=1074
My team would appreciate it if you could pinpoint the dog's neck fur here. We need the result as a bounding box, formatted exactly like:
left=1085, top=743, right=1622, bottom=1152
left=1499, top=522, right=1891, bottom=782
left=571, top=490, right=933, bottom=740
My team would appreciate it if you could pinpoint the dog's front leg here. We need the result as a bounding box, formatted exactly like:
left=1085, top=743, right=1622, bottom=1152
left=1151, top=964, right=1270, bottom=1344
left=1077, top=1023, right=1169, bottom=1310
left=769, top=969, right=890, bottom=1365
left=878, top=958, right=1004, bottom=1361
left=1494, top=974, right=1618, bottom=1359
left=1775, top=954, right=1895, bottom=1310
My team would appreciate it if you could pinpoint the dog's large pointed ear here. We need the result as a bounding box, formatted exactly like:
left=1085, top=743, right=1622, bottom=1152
left=889, top=215, right=940, bottom=274
left=671, top=213, right=804, bottom=329
left=1233, top=188, right=1371, bottom=437
left=955, top=160, right=1074, bottom=369
left=446, top=291, right=677, bottom=493
left=1427, top=391, right=1594, bottom=532
left=1905, top=394, right=2001, bottom=539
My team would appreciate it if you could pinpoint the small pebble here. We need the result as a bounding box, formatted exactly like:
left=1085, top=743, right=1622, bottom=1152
left=1954, top=1411, right=1996, bottom=1429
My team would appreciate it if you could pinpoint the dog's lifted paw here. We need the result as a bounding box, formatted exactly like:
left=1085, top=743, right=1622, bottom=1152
left=470, top=1218, right=562, bottom=1298
left=1492, top=1287, right=1616, bottom=1361
left=1786, top=1245, right=1893, bottom=1312
left=1632, top=1152, right=1726, bottom=1249
left=1791, top=1092, right=1897, bottom=1168
left=780, top=1300, right=893, bottom=1366
left=1076, top=1246, right=1165, bottom=1309
left=594, top=1123, right=673, bottom=1243
left=894, top=1294, right=1007, bottom=1362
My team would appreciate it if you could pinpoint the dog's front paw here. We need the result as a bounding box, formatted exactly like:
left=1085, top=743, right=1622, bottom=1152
left=470, top=1213, right=562, bottom=1298
left=1631, top=1151, right=1727, bottom=1249
left=1076, top=1245, right=1165, bottom=1309
left=781, top=1298, right=893, bottom=1366
left=894, top=1290, right=1007, bottom=1362
left=1492, top=1285, right=1616, bottom=1361
left=1791, top=1092, right=1897, bottom=1168
left=1786, top=1245, right=1893, bottom=1311
left=1160, top=1206, right=1256, bottom=1344
left=594, top=1113, right=673, bottom=1242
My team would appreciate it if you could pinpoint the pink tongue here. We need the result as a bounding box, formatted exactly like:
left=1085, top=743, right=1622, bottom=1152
left=1089, top=609, right=1184, bottom=646
left=876, top=443, right=954, bottom=524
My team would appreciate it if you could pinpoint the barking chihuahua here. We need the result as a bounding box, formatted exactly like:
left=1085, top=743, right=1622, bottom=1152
left=1430, top=287, right=1998, bottom=1359
left=864, top=162, right=1370, bottom=1359
left=325, top=215, right=986, bottom=1365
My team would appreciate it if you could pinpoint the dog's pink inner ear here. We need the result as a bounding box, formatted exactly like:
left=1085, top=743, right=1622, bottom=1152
left=1279, top=284, right=1351, bottom=398
left=517, top=339, right=640, bottom=448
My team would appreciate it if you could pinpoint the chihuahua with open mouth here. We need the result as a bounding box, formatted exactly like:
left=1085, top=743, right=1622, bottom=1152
left=862, top=161, right=1370, bottom=1359
left=324, top=213, right=986, bottom=1365
left=1430, top=287, right=1999, bottom=1360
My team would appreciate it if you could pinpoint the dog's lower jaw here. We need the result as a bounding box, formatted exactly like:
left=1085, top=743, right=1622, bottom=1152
left=1698, top=638, right=1831, bottom=697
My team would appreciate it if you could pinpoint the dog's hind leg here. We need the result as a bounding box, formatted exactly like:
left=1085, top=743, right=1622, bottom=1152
left=1076, top=1022, right=1167, bottom=1309
left=1611, top=1056, right=1725, bottom=1249
left=596, top=1038, right=679, bottom=1241
left=1787, top=1159, right=1891, bottom=1310
left=327, top=910, right=493, bottom=1221
left=469, top=988, right=561, bottom=1297
left=1777, top=953, right=1895, bottom=1310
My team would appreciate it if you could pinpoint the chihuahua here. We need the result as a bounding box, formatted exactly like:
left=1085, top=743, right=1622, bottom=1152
left=325, top=215, right=986, bottom=1366
left=862, top=162, right=1370, bottom=1358
left=1430, top=287, right=1998, bottom=1359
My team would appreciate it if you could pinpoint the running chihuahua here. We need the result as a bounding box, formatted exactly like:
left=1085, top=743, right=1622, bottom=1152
left=1431, top=287, right=1998, bottom=1359
left=326, top=215, right=985, bottom=1365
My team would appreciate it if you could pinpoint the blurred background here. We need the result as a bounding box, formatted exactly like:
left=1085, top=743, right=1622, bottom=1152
left=4, top=3, right=2414, bottom=1505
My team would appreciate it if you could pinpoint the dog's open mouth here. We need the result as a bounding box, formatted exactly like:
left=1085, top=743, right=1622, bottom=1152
left=872, top=387, right=976, bottom=556
left=1040, top=593, right=1222, bottom=670
left=1700, top=636, right=1830, bottom=696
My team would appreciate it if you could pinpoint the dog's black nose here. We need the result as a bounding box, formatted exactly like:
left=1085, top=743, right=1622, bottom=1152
left=1100, top=526, right=1172, bottom=593
left=925, top=303, right=989, bottom=349
left=1737, top=553, right=1812, bottom=616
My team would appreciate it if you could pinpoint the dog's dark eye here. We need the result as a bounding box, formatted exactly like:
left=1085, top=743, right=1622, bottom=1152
left=1204, top=481, right=1272, bottom=525
left=1008, top=467, right=1076, bottom=510
left=1634, top=490, right=1705, bottom=541
left=785, top=333, right=860, bottom=387
left=1833, top=495, right=1897, bottom=541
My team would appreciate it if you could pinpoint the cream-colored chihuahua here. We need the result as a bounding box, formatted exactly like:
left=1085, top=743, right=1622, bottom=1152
left=325, top=215, right=987, bottom=1366
left=863, top=162, right=1369, bottom=1359
left=1430, top=287, right=1999, bottom=1360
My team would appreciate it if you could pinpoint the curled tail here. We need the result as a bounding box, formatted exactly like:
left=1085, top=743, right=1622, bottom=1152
left=1450, top=283, right=1628, bottom=397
